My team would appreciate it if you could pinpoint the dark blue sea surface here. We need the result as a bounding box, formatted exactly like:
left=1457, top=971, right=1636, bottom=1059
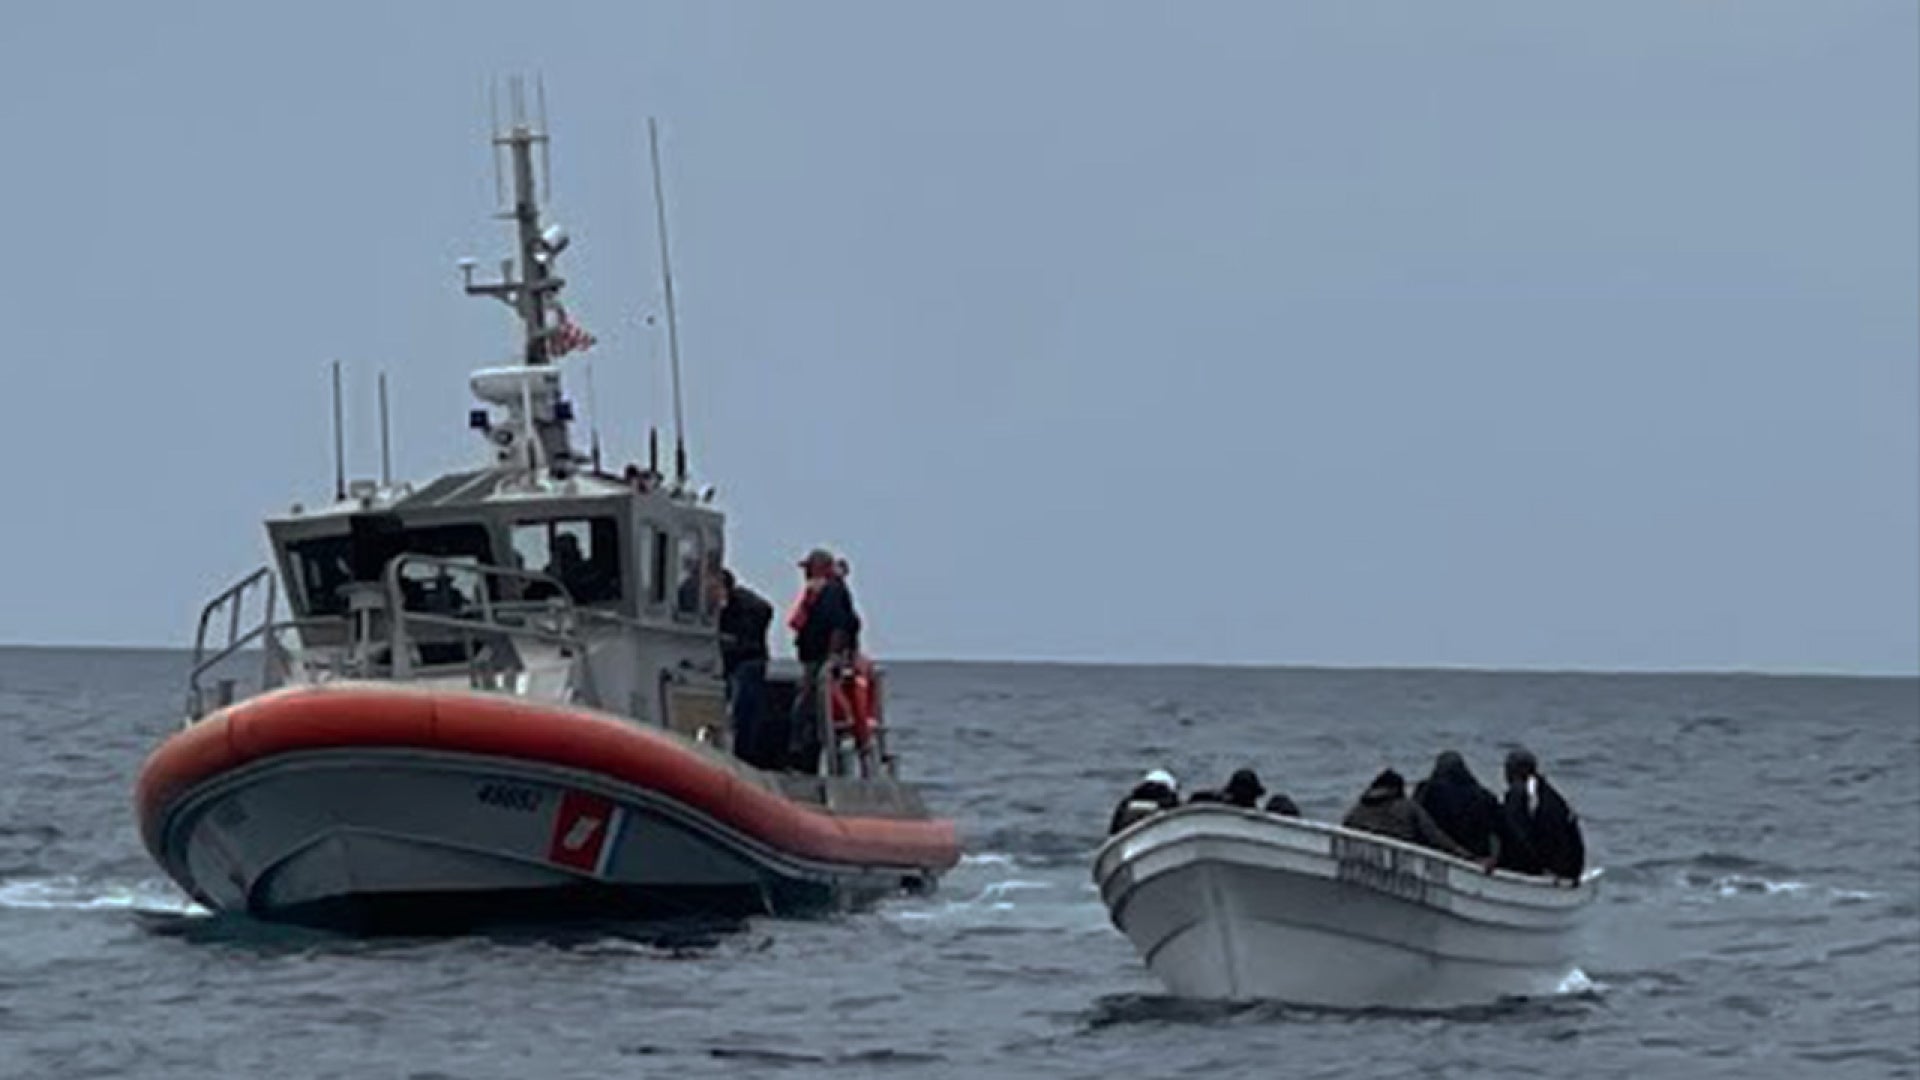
left=0, top=648, right=1915, bottom=1078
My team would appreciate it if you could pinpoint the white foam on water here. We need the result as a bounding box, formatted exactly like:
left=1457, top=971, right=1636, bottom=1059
left=0, top=875, right=207, bottom=916
left=884, top=870, right=1111, bottom=934
left=1683, top=872, right=1883, bottom=904
left=1556, top=968, right=1597, bottom=996
left=976, top=879, right=1050, bottom=901
left=1712, top=874, right=1811, bottom=897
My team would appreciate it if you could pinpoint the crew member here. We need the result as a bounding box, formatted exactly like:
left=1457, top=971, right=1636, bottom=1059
left=787, top=547, right=861, bottom=773
left=713, top=568, right=774, bottom=768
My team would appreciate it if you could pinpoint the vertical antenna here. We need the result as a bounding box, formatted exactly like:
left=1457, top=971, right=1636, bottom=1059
left=489, top=80, right=505, bottom=207
left=585, top=362, right=603, bottom=473
left=330, top=361, right=346, bottom=501
left=378, top=371, right=393, bottom=488
left=648, top=116, right=688, bottom=485
left=536, top=75, right=551, bottom=203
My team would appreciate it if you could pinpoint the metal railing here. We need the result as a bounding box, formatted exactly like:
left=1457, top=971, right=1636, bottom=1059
left=186, top=567, right=278, bottom=720
left=379, top=553, right=586, bottom=680
left=811, top=659, right=896, bottom=780
left=184, top=557, right=602, bottom=721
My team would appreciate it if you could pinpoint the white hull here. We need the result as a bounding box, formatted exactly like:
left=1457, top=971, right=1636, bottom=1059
left=1093, top=807, right=1595, bottom=1009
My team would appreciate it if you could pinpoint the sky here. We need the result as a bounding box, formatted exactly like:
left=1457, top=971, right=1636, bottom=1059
left=0, top=2, right=1913, bottom=674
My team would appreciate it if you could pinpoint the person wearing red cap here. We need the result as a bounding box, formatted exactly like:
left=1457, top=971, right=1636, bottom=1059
left=785, top=548, right=861, bottom=772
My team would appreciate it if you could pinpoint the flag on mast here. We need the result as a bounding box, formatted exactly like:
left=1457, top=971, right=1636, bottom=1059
left=549, top=304, right=598, bottom=356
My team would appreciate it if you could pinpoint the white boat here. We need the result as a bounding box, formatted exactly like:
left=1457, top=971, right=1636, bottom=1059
left=1092, top=805, right=1595, bottom=1009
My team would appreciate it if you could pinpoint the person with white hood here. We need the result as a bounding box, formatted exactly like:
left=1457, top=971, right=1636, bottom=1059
left=1109, top=769, right=1181, bottom=834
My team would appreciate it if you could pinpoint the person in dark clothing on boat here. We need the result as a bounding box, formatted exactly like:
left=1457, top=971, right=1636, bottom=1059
left=1414, top=750, right=1510, bottom=862
left=1109, top=768, right=1181, bottom=834
left=1264, top=793, right=1302, bottom=817
left=1341, top=769, right=1475, bottom=860
left=1187, top=767, right=1285, bottom=811
left=713, top=568, right=775, bottom=768
left=786, top=548, right=862, bottom=773
left=1498, top=748, right=1585, bottom=881
left=1221, top=768, right=1265, bottom=808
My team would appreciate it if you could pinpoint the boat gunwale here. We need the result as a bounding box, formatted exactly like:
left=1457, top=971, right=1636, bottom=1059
left=136, top=682, right=961, bottom=876
left=1093, top=804, right=1596, bottom=913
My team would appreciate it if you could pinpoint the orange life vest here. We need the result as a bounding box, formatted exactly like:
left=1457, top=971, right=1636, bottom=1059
left=829, top=655, right=878, bottom=749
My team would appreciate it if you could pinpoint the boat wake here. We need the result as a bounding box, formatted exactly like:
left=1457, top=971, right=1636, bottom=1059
left=0, top=875, right=205, bottom=916
left=884, top=851, right=1107, bottom=933
left=1081, top=979, right=1605, bottom=1028
left=1604, top=853, right=1882, bottom=903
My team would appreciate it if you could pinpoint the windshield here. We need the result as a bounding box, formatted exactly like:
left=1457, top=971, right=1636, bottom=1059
left=286, top=523, right=494, bottom=616
left=509, top=516, right=622, bottom=606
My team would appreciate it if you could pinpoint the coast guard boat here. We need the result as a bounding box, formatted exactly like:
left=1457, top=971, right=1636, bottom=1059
left=135, top=95, right=959, bottom=931
left=1094, top=806, right=1594, bottom=1009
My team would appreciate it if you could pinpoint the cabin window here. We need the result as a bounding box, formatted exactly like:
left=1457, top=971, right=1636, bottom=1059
left=701, top=538, right=724, bottom=619
left=632, top=527, right=655, bottom=606
left=674, top=534, right=703, bottom=617
left=286, top=523, right=492, bottom=617
left=509, top=516, right=621, bottom=605
left=649, top=528, right=671, bottom=607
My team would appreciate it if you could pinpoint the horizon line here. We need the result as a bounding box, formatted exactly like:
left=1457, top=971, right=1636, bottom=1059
left=0, top=639, right=1912, bottom=681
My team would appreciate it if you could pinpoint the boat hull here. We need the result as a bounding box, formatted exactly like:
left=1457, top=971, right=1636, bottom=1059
left=137, top=685, right=959, bottom=931
left=1093, top=807, right=1594, bottom=1009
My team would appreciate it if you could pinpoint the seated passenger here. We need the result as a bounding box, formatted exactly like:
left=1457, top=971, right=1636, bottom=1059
left=1188, top=767, right=1267, bottom=808
left=1414, top=750, right=1510, bottom=862
left=1109, top=769, right=1180, bottom=834
left=1498, top=748, right=1586, bottom=881
left=1263, top=793, right=1302, bottom=817
left=1223, top=768, right=1265, bottom=809
left=541, top=533, right=588, bottom=597
left=1341, top=768, right=1473, bottom=860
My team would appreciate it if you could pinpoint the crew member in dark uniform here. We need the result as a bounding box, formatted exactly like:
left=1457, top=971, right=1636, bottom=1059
left=713, top=568, right=774, bottom=768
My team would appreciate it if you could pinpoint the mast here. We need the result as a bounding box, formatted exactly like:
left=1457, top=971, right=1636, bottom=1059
left=460, top=76, right=577, bottom=472
left=467, top=79, right=560, bottom=367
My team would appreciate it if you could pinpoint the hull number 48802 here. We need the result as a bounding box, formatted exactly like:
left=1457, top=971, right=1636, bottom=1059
left=475, top=782, right=543, bottom=812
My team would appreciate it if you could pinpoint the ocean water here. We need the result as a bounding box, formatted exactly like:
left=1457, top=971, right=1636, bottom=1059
left=0, top=647, right=1915, bottom=1079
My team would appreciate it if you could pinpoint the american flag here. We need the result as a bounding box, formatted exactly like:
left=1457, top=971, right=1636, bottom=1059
left=549, top=307, right=598, bottom=357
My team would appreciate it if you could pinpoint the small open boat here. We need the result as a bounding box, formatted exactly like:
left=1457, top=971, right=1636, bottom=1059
left=1093, top=805, right=1594, bottom=1009
left=134, top=89, right=958, bottom=932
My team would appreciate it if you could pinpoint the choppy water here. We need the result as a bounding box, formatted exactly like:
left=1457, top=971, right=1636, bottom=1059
left=0, top=648, right=1915, bottom=1079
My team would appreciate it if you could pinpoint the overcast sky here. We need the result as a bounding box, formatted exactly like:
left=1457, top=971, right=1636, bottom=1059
left=1, top=2, right=1913, bottom=674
